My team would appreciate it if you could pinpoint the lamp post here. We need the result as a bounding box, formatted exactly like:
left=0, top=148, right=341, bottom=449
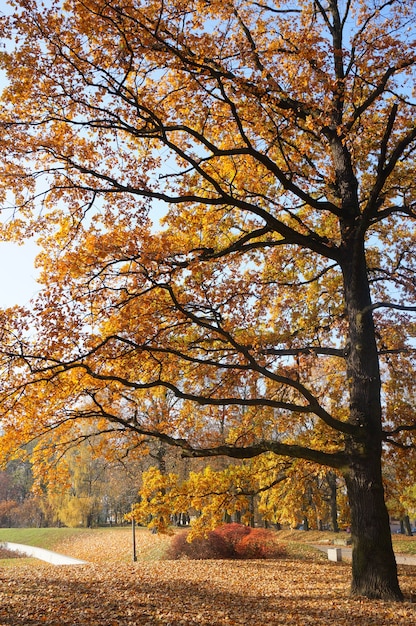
left=131, top=509, right=137, bottom=562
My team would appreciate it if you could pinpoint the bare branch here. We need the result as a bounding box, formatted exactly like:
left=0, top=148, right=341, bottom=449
left=362, top=302, right=416, bottom=316
left=182, top=440, right=347, bottom=470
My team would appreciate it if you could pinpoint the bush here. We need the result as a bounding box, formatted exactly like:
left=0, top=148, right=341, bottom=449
left=235, top=528, right=286, bottom=559
left=211, top=522, right=251, bottom=557
left=167, top=529, right=229, bottom=559
left=167, top=523, right=286, bottom=560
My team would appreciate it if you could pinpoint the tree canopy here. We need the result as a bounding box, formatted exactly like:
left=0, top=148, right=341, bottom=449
left=0, top=0, right=415, bottom=600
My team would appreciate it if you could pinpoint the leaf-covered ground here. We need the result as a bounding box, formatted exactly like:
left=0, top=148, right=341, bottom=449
left=53, top=526, right=172, bottom=563
left=1, top=559, right=415, bottom=625
left=0, top=529, right=415, bottom=625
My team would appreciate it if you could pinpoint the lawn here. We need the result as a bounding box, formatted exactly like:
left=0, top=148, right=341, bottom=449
left=0, top=527, right=92, bottom=550
left=0, top=527, right=415, bottom=625
left=392, top=534, right=416, bottom=556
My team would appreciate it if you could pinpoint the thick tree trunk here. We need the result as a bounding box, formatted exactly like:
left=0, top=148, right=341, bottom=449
left=345, top=457, right=403, bottom=600
left=338, top=216, right=403, bottom=599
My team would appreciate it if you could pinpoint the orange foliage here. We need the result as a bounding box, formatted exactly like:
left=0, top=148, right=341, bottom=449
left=167, top=523, right=286, bottom=560
left=0, top=0, right=414, bottom=600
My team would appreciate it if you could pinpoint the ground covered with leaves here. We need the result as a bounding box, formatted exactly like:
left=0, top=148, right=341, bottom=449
left=0, top=529, right=415, bottom=625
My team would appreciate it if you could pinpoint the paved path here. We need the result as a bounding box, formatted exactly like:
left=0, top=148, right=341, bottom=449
left=313, top=544, right=416, bottom=565
left=1, top=541, right=87, bottom=565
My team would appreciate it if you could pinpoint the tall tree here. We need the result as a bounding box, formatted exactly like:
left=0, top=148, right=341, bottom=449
left=0, top=0, right=415, bottom=600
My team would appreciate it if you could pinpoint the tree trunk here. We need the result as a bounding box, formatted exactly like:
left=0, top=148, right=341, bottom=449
left=249, top=496, right=255, bottom=528
left=339, top=223, right=403, bottom=599
left=345, top=457, right=403, bottom=600
left=326, top=472, right=339, bottom=533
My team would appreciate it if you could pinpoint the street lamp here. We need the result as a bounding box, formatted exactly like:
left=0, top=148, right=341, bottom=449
left=131, top=507, right=137, bottom=562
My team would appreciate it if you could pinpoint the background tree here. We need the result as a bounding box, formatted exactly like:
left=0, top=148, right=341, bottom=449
left=0, top=459, right=55, bottom=527
left=0, top=0, right=415, bottom=600
left=32, top=423, right=152, bottom=527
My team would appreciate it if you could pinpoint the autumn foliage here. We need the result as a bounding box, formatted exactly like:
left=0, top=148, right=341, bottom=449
left=0, top=0, right=415, bottom=601
left=167, top=523, right=286, bottom=560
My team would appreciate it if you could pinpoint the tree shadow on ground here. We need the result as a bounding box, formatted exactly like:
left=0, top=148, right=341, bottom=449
left=0, top=561, right=414, bottom=625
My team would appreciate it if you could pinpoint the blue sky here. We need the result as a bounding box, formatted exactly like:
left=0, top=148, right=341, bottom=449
left=0, top=240, right=39, bottom=308
left=0, top=12, right=39, bottom=309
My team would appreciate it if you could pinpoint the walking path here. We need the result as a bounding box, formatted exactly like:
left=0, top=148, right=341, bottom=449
left=313, top=544, right=416, bottom=565
left=1, top=541, right=87, bottom=565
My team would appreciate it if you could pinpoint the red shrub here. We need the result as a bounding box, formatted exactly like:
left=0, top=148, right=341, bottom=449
left=167, top=524, right=285, bottom=560
left=235, top=528, right=286, bottom=559
left=211, top=523, right=251, bottom=557
left=167, top=529, right=229, bottom=559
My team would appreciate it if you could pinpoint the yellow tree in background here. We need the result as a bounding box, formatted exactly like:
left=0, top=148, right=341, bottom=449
left=0, top=0, right=415, bottom=600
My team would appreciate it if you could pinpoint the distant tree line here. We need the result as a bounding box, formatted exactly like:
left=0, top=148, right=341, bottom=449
left=1, top=439, right=414, bottom=534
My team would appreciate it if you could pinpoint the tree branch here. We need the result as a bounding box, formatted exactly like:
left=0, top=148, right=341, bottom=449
left=264, top=346, right=346, bottom=358
left=181, top=440, right=347, bottom=470
left=362, top=302, right=416, bottom=316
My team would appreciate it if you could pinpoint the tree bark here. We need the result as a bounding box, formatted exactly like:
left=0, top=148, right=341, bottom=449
left=339, top=233, right=403, bottom=599
left=404, top=515, right=413, bottom=537
left=326, top=472, right=339, bottom=533
left=344, top=456, right=403, bottom=600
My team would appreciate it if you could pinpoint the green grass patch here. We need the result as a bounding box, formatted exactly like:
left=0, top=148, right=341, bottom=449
left=392, top=535, right=416, bottom=555
left=274, top=529, right=351, bottom=544
left=0, top=527, right=105, bottom=550
left=282, top=541, right=329, bottom=562
left=0, top=557, right=37, bottom=568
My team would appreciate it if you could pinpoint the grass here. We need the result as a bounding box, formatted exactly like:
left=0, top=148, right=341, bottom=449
left=0, top=526, right=93, bottom=549
left=0, top=555, right=35, bottom=567
left=0, top=527, right=95, bottom=568
left=270, top=529, right=347, bottom=562
left=0, top=526, right=133, bottom=568
left=0, top=526, right=415, bottom=625
left=274, top=529, right=351, bottom=544
left=392, top=534, right=416, bottom=555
